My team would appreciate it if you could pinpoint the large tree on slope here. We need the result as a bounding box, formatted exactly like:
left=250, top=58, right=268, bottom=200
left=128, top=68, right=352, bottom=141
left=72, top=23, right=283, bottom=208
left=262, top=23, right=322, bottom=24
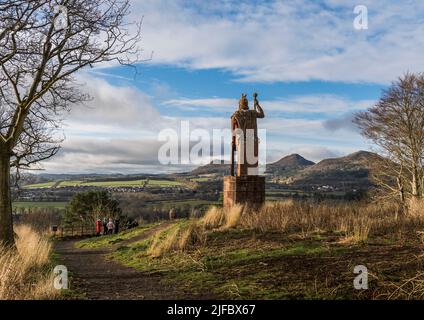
left=0, top=0, right=141, bottom=246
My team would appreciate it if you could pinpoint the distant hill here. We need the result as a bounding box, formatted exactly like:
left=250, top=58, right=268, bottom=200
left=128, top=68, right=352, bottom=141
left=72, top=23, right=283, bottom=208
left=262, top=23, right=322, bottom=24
left=266, top=154, right=314, bottom=175
left=289, top=151, right=381, bottom=188
left=190, top=154, right=315, bottom=177
left=303, top=151, right=380, bottom=172
left=189, top=161, right=231, bottom=176
left=188, top=150, right=381, bottom=190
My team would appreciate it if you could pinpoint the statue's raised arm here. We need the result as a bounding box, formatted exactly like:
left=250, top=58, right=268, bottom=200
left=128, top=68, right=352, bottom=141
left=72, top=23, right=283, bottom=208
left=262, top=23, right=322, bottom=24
left=253, top=93, right=265, bottom=118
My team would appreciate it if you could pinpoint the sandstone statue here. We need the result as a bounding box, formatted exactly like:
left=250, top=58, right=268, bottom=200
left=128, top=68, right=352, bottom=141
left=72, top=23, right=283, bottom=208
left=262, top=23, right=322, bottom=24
left=224, top=93, right=266, bottom=208
left=231, top=93, right=265, bottom=176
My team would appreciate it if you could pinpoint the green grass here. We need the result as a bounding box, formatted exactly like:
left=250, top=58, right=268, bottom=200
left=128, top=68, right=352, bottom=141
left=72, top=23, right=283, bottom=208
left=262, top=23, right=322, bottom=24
left=12, top=201, right=68, bottom=209
left=24, top=179, right=183, bottom=189
left=75, top=222, right=161, bottom=249
left=146, top=180, right=182, bottom=187
left=201, top=245, right=331, bottom=270
left=190, top=177, right=211, bottom=182
left=24, top=182, right=57, bottom=189
left=111, top=243, right=334, bottom=299
left=57, top=180, right=83, bottom=187
left=108, top=223, right=347, bottom=299
left=155, top=199, right=219, bottom=206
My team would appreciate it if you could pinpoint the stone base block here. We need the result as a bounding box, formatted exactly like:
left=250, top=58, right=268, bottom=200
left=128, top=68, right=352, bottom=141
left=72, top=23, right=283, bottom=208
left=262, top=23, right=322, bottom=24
left=223, top=176, right=265, bottom=208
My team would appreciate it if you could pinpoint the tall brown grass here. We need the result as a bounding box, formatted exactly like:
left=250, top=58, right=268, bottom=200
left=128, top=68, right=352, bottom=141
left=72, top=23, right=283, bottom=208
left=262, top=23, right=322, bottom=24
left=407, top=197, right=424, bottom=217
left=147, top=199, right=424, bottom=257
left=147, top=221, right=206, bottom=258
left=199, top=200, right=420, bottom=243
left=0, top=225, right=59, bottom=300
left=200, top=204, right=244, bottom=230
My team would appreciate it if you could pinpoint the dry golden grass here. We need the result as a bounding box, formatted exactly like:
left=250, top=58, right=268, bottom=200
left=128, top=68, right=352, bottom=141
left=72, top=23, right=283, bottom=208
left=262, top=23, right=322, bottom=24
left=376, top=273, right=424, bottom=300
left=407, top=198, right=424, bottom=217
left=240, top=201, right=292, bottom=232
left=200, top=206, right=226, bottom=229
left=178, top=222, right=206, bottom=250
left=223, top=205, right=244, bottom=229
left=245, top=201, right=411, bottom=242
left=0, top=225, right=59, bottom=300
left=147, top=221, right=206, bottom=258
left=200, top=199, right=419, bottom=244
left=200, top=204, right=245, bottom=230
left=147, top=199, right=424, bottom=257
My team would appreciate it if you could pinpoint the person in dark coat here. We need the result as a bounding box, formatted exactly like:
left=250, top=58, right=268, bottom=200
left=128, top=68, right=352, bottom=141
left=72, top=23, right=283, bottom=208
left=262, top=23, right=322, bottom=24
left=102, top=217, right=108, bottom=235
left=114, top=219, right=120, bottom=234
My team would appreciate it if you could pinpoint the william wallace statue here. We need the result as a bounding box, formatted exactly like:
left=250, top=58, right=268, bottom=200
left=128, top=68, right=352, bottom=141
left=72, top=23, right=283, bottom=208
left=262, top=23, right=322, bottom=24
left=230, top=93, right=265, bottom=177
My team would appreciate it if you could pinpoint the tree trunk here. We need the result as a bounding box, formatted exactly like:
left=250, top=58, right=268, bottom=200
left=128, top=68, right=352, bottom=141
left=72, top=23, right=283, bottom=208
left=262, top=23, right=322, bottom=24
left=0, top=151, right=15, bottom=247
left=396, top=177, right=405, bottom=204
left=412, top=172, right=420, bottom=198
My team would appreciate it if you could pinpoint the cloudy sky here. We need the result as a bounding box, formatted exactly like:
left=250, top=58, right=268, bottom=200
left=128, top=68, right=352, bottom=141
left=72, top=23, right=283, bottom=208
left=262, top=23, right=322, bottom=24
left=44, top=0, right=424, bottom=173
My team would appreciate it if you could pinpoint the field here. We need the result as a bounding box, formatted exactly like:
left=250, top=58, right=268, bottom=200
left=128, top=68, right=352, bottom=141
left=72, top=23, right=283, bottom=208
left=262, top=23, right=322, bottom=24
left=24, top=179, right=184, bottom=189
left=63, top=200, right=424, bottom=300
left=151, top=199, right=219, bottom=206
left=266, top=190, right=347, bottom=200
left=12, top=199, right=218, bottom=215
left=22, top=181, right=57, bottom=189
left=13, top=201, right=68, bottom=210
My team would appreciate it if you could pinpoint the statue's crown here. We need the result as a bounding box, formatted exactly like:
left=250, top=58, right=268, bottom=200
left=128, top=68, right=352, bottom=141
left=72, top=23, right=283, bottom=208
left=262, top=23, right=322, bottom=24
left=239, top=94, right=249, bottom=110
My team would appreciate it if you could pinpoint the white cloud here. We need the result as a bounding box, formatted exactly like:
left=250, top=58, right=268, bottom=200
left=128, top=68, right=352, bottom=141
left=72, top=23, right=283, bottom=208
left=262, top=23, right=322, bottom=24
left=43, top=138, right=195, bottom=174
left=163, top=95, right=374, bottom=114
left=132, top=0, right=424, bottom=83
left=162, top=98, right=236, bottom=111
left=69, top=75, right=166, bottom=130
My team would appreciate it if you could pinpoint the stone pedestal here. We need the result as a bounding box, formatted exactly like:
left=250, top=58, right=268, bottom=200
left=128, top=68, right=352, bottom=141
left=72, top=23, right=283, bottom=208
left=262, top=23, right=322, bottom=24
left=223, top=176, right=265, bottom=208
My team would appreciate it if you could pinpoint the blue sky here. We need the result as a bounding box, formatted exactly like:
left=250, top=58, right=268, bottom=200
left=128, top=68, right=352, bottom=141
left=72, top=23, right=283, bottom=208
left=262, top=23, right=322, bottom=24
left=93, top=64, right=384, bottom=112
left=43, top=0, right=424, bottom=173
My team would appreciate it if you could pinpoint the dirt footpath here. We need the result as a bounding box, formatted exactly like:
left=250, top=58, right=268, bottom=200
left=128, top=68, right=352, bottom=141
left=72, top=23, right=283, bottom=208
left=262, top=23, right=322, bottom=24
left=55, top=224, right=180, bottom=300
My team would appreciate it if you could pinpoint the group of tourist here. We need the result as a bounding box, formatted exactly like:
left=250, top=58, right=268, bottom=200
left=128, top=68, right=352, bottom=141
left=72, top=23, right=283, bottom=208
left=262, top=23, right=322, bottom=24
left=96, top=218, right=120, bottom=236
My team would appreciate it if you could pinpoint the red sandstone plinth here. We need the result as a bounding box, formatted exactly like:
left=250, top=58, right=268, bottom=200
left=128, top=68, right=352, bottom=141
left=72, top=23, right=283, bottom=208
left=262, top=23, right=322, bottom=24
left=223, top=175, right=265, bottom=208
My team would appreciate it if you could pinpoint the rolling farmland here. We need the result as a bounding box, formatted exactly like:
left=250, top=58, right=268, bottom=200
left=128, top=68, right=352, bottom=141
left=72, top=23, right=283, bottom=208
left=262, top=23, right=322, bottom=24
left=24, top=179, right=184, bottom=189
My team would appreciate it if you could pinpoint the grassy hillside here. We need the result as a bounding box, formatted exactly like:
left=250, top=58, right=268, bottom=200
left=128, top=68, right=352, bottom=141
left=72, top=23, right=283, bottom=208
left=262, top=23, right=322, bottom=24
left=289, top=151, right=380, bottom=188
left=266, top=154, right=315, bottom=176
left=76, top=200, right=424, bottom=299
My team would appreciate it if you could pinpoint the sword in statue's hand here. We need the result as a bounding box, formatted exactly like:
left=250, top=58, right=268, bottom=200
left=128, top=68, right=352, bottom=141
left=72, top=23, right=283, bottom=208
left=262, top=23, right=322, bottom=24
left=253, top=92, right=258, bottom=111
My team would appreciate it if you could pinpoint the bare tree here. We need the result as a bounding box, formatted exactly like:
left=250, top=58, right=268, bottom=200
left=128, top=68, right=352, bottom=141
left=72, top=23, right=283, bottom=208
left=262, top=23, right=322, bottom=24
left=0, top=0, right=142, bottom=246
left=355, top=73, right=424, bottom=204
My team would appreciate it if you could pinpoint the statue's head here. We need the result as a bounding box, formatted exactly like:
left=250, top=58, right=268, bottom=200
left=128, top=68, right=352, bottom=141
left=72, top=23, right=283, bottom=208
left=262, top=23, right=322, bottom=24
left=239, top=94, right=249, bottom=110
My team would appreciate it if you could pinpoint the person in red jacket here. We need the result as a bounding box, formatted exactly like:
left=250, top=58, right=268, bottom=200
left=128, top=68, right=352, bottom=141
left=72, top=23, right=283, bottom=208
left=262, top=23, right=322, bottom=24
left=95, top=219, right=102, bottom=236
